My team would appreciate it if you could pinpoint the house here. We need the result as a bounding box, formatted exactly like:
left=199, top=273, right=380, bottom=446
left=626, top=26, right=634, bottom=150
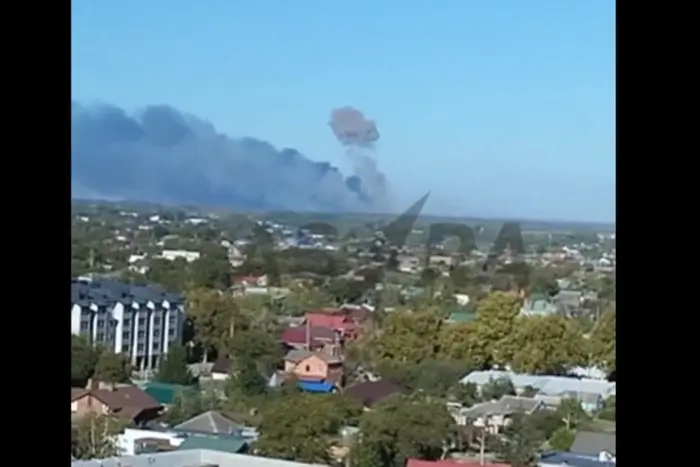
left=71, top=382, right=162, bottom=425
left=228, top=246, right=247, bottom=267
left=448, top=395, right=544, bottom=433
left=280, top=325, right=340, bottom=350
left=174, top=410, right=243, bottom=436
left=305, top=310, right=360, bottom=340
left=232, top=274, right=268, bottom=287
left=534, top=391, right=604, bottom=414
left=539, top=451, right=615, bottom=467
left=211, top=355, right=233, bottom=381
left=160, top=249, right=201, bottom=262
left=118, top=428, right=185, bottom=454
left=344, top=380, right=406, bottom=409
left=177, top=435, right=249, bottom=454
left=446, top=308, right=476, bottom=324
left=520, top=294, right=559, bottom=316
left=283, top=348, right=344, bottom=391
left=570, top=432, right=616, bottom=462
left=460, top=371, right=616, bottom=405
left=72, top=448, right=331, bottom=467
left=70, top=278, right=186, bottom=372
left=142, top=381, right=198, bottom=405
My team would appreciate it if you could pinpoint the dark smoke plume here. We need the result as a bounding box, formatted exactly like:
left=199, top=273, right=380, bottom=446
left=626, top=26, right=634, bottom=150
left=71, top=101, right=385, bottom=212
left=329, top=107, right=390, bottom=211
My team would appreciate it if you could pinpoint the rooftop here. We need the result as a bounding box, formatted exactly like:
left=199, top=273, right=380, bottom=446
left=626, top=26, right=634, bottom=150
left=71, top=449, right=328, bottom=467
left=71, top=278, right=182, bottom=307
left=460, top=370, right=615, bottom=398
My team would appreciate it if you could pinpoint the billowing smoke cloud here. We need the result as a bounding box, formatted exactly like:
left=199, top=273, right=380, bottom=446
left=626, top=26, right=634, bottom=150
left=329, top=107, right=390, bottom=210
left=71, top=101, right=386, bottom=212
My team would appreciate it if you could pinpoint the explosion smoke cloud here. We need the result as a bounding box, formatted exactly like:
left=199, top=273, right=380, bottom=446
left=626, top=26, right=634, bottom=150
left=329, top=106, right=390, bottom=210
left=71, top=101, right=384, bottom=212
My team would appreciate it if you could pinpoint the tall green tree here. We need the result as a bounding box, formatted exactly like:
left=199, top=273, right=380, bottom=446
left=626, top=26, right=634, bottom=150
left=511, top=315, right=588, bottom=375
left=94, top=350, right=130, bottom=386
left=189, top=244, right=232, bottom=290
left=470, top=292, right=522, bottom=367
left=255, top=393, right=337, bottom=464
left=155, top=344, right=196, bottom=385
left=71, top=413, right=124, bottom=459
left=590, top=305, right=616, bottom=375
left=357, top=395, right=456, bottom=467
left=72, top=335, right=99, bottom=387
left=226, top=358, right=268, bottom=398
left=371, top=307, right=445, bottom=364
left=549, top=427, right=575, bottom=451
left=495, top=413, right=542, bottom=467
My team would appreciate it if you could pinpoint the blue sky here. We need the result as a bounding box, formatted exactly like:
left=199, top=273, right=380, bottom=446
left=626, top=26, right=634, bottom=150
left=72, top=0, right=615, bottom=223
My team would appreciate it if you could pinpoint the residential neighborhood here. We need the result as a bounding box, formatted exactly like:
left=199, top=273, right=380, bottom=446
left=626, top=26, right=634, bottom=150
left=71, top=201, right=616, bottom=467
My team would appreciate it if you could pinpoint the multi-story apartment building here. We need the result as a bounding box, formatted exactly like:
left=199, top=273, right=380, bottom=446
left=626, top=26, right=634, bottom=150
left=71, top=277, right=185, bottom=371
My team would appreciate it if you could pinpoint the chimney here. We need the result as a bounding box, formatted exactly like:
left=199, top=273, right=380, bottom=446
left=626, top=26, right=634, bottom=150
left=305, top=318, right=311, bottom=349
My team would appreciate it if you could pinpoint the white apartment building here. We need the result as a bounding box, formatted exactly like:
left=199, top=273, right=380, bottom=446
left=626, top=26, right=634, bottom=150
left=71, top=278, right=185, bottom=371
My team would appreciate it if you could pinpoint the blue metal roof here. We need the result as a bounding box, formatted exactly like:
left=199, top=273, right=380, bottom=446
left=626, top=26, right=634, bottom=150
left=297, top=380, right=335, bottom=393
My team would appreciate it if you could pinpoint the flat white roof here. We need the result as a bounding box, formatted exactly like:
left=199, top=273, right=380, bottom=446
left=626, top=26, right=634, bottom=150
left=71, top=449, right=327, bottom=467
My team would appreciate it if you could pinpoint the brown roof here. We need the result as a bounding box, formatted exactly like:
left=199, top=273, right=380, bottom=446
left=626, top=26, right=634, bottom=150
left=344, top=380, right=406, bottom=407
left=212, top=355, right=233, bottom=374
left=71, top=387, right=87, bottom=401
left=90, top=386, right=161, bottom=413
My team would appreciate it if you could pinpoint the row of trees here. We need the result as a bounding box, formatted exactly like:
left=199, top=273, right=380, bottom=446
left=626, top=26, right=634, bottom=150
left=361, top=292, right=616, bottom=378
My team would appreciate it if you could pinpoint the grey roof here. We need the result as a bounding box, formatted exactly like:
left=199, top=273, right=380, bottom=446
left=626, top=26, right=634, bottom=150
left=555, top=290, right=583, bottom=307
left=570, top=431, right=616, bottom=456
left=540, top=452, right=615, bottom=467
left=71, top=449, right=328, bottom=467
left=458, top=395, right=542, bottom=418
left=460, top=371, right=615, bottom=398
left=559, top=390, right=602, bottom=404
left=174, top=410, right=242, bottom=435
left=71, top=278, right=182, bottom=308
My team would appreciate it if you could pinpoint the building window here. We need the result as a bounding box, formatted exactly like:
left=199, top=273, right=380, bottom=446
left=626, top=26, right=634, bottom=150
left=80, top=321, right=89, bottom=331
left=154, top=317, right=161, bottom=325
left=123, top=318, right=131, bottom=327
left=138, top=331, right=145, bottom=339
left=153, top=330, right=160, bottom=338
left=122, top=344, right=130, bottom=352
left=305, top=365, right=310, bottom=372
left=96, top=332, right=105, bottom=341
left=97, top=320, right=105, bottom=329
left=153, top=342, right=160, bottom=350
left=168, top=327, right=175, bottom=337
left=138, top=318, right=146, bottom=327
left=137, top=344, right=144, bottom=352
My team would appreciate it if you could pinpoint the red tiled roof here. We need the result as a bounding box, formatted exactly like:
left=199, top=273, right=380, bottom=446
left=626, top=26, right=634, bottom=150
left=280, top=326, right=337, bottom=345
left=306, top=312, right=356, bottom=331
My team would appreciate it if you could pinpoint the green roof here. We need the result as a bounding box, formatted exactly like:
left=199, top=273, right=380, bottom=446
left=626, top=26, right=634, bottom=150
left=448, top=310, right=476, bottom=323
left=178, top=435, right=248, bottom=454
left=143, top=382, right=197, bottom=405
